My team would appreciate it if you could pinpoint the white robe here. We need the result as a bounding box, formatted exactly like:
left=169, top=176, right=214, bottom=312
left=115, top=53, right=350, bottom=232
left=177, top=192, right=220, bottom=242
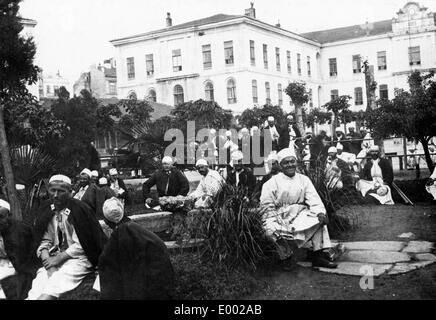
left=0, top=236, right=17, bottom=299
left=188, top=169, right=224, bottom=208
left=356, top=159, right=394, bottom=205
left=260, top=173, right=332, bottom=256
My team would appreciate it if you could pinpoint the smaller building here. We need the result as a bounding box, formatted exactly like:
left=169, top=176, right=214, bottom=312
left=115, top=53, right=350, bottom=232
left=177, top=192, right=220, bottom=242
left=38, top=71, right=71, bottom=99
left=74, top=58, right=118, bottom=98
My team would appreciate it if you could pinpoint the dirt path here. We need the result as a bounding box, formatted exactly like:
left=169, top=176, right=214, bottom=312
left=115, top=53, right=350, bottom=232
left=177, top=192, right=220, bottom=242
left=247, top=204, right=436, bottom=300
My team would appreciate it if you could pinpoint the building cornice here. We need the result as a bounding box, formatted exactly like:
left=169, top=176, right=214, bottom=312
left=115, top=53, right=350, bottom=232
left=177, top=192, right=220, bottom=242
left=156, top=73, right=200, bottom=83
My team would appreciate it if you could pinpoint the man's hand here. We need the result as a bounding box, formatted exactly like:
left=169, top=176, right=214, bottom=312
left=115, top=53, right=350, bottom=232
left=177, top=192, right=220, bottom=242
left=317, top=213, right=329, bottom=226
left=42, top=252, right=70, bottom=269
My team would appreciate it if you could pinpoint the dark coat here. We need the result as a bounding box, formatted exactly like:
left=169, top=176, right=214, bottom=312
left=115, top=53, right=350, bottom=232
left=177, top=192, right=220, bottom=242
left=33, top=198, right=107, bottom=268
left=142, top=169, right=189, bottom=200
left=96, top=186, right=117, bottom=220
left=361, top=158, right=394, bottom=186
left=98, top=220, right=174, bottom=300
left=80, top=183, right=99, bottom=214
left=113, top=178, right=129, bottom=202
left=226, top=167, right=257, bottom=193
left=278, top=124, right=301, bottom=151
left=334, top=158, right=354, bottom=188
left=0, top=219, right=40, bottom=300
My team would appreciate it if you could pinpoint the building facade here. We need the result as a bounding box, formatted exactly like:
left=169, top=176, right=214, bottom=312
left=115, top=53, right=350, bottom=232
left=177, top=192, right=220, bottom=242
left=110, top=2, right=436, bottom=115
left=38, top=71, right=71, bottom=99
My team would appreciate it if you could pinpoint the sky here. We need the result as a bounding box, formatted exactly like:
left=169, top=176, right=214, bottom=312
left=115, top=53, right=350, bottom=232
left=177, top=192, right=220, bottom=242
left=19, top=0, right=436, bottom=83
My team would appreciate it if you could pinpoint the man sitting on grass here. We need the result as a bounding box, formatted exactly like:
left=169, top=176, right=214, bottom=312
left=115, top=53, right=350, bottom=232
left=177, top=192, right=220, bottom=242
left=260, top=148, right=343, bottom=271
left=27, top=174, right=107, bottom=300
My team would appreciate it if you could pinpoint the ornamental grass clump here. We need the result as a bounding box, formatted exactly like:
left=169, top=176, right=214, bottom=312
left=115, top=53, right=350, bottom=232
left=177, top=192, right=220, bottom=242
left=196, top=184, right=275, bottom=271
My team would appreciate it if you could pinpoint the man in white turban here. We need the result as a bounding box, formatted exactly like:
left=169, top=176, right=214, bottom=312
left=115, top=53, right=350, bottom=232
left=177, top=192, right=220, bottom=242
left=265, top=116, right=280, bottom=151
left=226, top=150, right=257, bottom=193
left=27, top=174, right=106, bottom=300
left=73, top=168, right=99, bottom=214
left=108, top=168, right=128, bottom=204
left=260, top=148, right=341, bottom=270
left=356, top=145, right=394, bottom=205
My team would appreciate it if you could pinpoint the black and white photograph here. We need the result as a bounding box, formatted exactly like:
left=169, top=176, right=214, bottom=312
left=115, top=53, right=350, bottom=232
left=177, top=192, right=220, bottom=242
left=1, top=0, right=436, bottom=305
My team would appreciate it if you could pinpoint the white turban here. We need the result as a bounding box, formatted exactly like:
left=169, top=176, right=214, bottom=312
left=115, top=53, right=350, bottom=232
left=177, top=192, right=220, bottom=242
left=268, top=116, right=274, bottom=122
left=287, top=115, right=293, bottom=120
left=80, top=168, right=92, bottom=178
left=196, top=159, right=208, bottom=166
left=240, top=128, right=249, bottom=134
left=0, top=199, right=10, bottom=211
left=328, top=147, right=337, bottom=153
left=90, top=170, right=99, bottom=178
left=49, top=174, right=72, bottom=185
left=162, top=156, right=173, bottom=164
left=225, top=130, right=232, bottom=137
left=305, top=131, right=313, bottom=136
left=210, top=129, right=216, bottom=135
left=103, top=197, right=124, bottom=223
left=109, top=168, right=118, bottom=176
left=15, top=184, right=25, bottom=191
left=231, top=150, right=244, bottom=161
left=335, top=128, right=342, bottom=133
left=267, top=152, right=279, bottom=162
left=277, top=148, right=297, bottom=163
left=99, top=177, right=108, bottom=185
left=370, top=145, right=380, bottom=152
left=336, top=143, right=344, bottom=150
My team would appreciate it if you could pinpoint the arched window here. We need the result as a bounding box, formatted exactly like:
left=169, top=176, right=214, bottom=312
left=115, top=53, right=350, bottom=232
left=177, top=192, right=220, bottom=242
left=128, top=91, right=137, bottom=100
left=227, top=78, right=236, bottom=104
left=173, top=85, right=184, bottom=105
left=148, top=89, right=156, bottom=102
left=205, top=81, right=214, bottom=102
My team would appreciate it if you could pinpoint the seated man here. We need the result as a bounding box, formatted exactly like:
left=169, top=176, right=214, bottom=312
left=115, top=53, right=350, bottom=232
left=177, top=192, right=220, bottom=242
left=336, top=143, right=358, bottom=171
left=108, top=169, right=128, bottom=204
left=96, top=177, right=116, bottom=219
left=0, top=200, right=37, bottom=300
left=260, top=148, right=342, bottom=270
left=142, top=156, right=190, bottom=208
left=356, top=146, right=394, bottom=205
left=325, top=146, right=354, bottom=190
left=256, top=153, right=280, bottom=200
left=98, top=198, right=174, bottom=300
left=187, top=159, right=224, bottom=209
left=226, top=151, right=257, bottom=194
left=27, top=175, right=107, bottom=300
left=73, top=168, right=99, bottom=214
left=425, top=166, right=436, bottom=201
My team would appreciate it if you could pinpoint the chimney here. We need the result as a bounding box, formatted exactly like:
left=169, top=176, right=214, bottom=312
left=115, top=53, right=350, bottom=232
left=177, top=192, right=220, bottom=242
left=275, top=20, right=281, bottom=28
left=244, top=2, right=256, bottom=19
left=166, top=12, right=172, bottom=27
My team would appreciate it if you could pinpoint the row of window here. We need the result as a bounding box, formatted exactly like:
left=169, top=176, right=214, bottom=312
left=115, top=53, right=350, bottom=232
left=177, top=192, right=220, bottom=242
left=328, top=46, right=421, bottom=77
left=126, top=40, right=312, bottom=80
left=330, top=84, right=389, bottom=105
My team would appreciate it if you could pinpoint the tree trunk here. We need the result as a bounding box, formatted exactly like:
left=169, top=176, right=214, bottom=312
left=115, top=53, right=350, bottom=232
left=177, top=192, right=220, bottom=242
left=0, top=105, right=22, bottom=220
left=420, top=137, right=434, bottom=173
left=295, top=104, right=305, bottom=138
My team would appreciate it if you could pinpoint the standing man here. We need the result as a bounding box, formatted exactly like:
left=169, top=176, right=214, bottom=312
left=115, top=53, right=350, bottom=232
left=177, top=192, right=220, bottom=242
left=27, top=175, right=107, bottom=300
left=90, top=171, right=99, bottom=186
left=265, top=116, right=280, bottom=152
left=226, top=151, right=257, bottom=194
left=109, top=168, right=128, bottom=204
left=347, top=127, right=362, bottom=156
left=142, top=156, right=190, bottom=208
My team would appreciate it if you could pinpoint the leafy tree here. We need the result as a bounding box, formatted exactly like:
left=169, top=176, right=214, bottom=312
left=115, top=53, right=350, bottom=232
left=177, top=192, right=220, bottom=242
left=239, top=104, right=286, bottom=129
left=322, top=95, right=351, bottom=138
left=366, top=71, right=436, bottom=171
left=117, top=97, right=153, bottom=132
left=0, top=0, right=40, bottom=219
left=285, top=81, right=309, bottom=135
left=304, top=107, right=332, bottom=130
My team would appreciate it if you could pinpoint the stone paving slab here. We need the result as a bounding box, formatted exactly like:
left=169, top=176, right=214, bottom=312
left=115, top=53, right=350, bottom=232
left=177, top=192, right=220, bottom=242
left=338, top=241, right=407, bottom=252
left=340, top=250, right=411, bottom=264
left=316, top=262, right=393, bottom=277
left=415, top=253, right=436, bottom=262
left=388, top=261, right=435, bottom=275
left=401, top=241, right=434, bottom=253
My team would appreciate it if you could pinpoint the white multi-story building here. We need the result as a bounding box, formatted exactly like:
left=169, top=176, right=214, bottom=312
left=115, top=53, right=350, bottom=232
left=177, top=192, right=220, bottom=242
left=111, top=2, right=436, bottom=115
left=39, top=71, right=72, bottom=99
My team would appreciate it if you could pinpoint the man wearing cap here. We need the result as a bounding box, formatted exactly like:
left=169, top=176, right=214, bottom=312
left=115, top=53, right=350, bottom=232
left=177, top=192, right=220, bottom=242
left=187, top=159, right=224, bottom=209
left=73, top=168, right=99, bottom=215
left=325, top=147, right=353, bottom=190
left=108, top=168, right=128, bottom=204
left=279, top=115, right=302, bottom=151
left=357, top=127, right=374, bottom=165
left=27, top=174, right=107, bottom=300
left=142, top=156, right=189, bottom=208
left=226, top=151, right=257, bottom=194
left=356, top=146, right=394, bottom=205
left=255, top=153, right=280, bottom=199
left=264, top=116, right=280, bottom=151
left=260, top=148, right=341, bottom=270
left=222, top=130, right=239, bottom=167
left=0, top=200, right=37, bottom=299
left=90, top=171, right=99, bottom=186
left=95, top=177, right=116, bottom=219
left=98, top=197, right=174, bottom=300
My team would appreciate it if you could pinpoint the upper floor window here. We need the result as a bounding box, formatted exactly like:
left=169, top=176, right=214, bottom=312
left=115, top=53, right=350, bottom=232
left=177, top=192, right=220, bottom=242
left=173, top=85, right=184, bottom=105
left=329, top=58, right=337, bottom=77
left=286, top=50, right=291, bottom=74
left=145, top=54, right=154, bottom=77
left=172, top=49, right=182, bottom=72
left=379, top=84, right=389, bottom=100
left=307, top=56, right=311, bottom=77
left=354, top=87, right=363, bottom=105
left=252, top=80, right=258, bottom=104
left=250, top=40, right=255, bottom=66
left=224, top=41, right=234, bottom=65
left=107, top=81, right=117, bottom=95
left=205, top=82, right=214, bottom=102
left=308, top=89, right=313, bottom=108
left=330, top=89, right=339, bottom=101
left=147, top=89, right=156, bottom=102
left=275, top=47, right=281, bottom=71
left=227, top=78, right=237, bottom=104
left=202, top=44, right=212, bottom=69
left=277, top=84, right=283, bottom=106
left=352, top=55, right=361, bottom=73
left=265, top=82, right=271, bottom=105
left=263, top=44, right=268, bottom=69
left=46, top=85, right=51, bottom=94
left=127, top=57, right=135, bottom=79
left=408, top=46, right=421, bottom=65
left=297, top=53, right=301, bottom=75
left=377, top=51, right=387, bottom=70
